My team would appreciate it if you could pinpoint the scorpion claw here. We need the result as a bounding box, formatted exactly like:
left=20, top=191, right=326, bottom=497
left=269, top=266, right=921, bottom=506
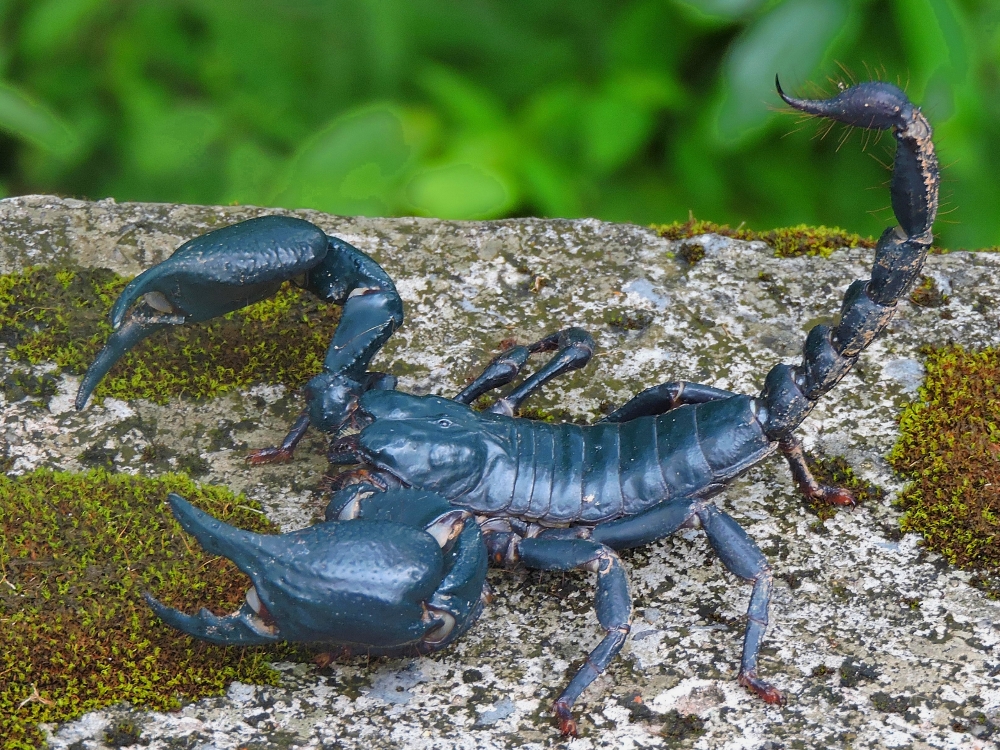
left=76, top=216, right=330, bottom=410
left=738, top=671, right=786, bottom=706
left=144, top=592, right=280, bottom=645
left=148, top=490, right=488, bottom=654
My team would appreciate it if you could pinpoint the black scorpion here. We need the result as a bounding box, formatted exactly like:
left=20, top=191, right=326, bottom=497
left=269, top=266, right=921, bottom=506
left=76, top=79, right=938, bottom=736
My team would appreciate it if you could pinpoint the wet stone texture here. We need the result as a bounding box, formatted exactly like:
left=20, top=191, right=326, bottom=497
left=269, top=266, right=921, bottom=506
left=2, top=195, right=999, bottom=750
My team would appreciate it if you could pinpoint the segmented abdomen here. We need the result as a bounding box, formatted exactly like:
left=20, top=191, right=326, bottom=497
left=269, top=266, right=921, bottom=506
left=493, top=395, right=773, bottom=525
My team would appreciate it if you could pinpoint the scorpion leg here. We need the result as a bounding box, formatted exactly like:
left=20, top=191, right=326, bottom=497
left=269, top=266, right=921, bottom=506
left=696, top=503, right=783, bottom=704
left=589, top=498, right=782, bottom=705
left=600, top=381, right=734, bottom=422
left=778, top=435, right=855, bottom=507
left=516, top=535, right=632, bottom=737
left=250, top=371, right=398, bottom=465
left=488, top=327, right=595, bottom=416
left=453, top=345, right=531, bottom=405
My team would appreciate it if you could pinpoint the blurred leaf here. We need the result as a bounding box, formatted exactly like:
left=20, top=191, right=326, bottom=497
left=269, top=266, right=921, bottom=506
left=130, top=105, right=222, bottom=178
left=0, top=81, right=77, bottom=156
left=223, top=140, right=283, bottom=206
left=407, top=163, right=510, bottom=219
left=676, top=0, right=770, bottom=20
left=417, top=65, right=507, bottom=132
left=519, top=152, right=582, bottom=217
left=19, top=0, right=105, bottom=58
left=717, top=0, right=849, bottom=142
left=892, top=0, right=973, bottom=124
left=582, top=94, right=653, bottom=173
left=272, top=106, right=410, bottom=216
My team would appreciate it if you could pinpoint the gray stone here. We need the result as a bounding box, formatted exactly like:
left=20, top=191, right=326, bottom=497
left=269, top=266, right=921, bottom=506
left=1, top=195, right=999, bottom=749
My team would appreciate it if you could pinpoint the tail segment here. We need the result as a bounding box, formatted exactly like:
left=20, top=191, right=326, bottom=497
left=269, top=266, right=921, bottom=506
left=758, top=79, right=938, bottom=440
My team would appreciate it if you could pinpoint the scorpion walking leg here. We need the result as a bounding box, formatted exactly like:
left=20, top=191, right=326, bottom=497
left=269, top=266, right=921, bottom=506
left=778, top=435, right=855, bottom=507
left=696, top=503, right=783, bottom=704
left=600, top=381, right=734, bottom=422
left=516, top=535, right=632, bottom=737
left=453, top=345, right=531, bottom=404
left=590, top=498, right=782, bottom=704
left=489, top=328, right=594, bottom=416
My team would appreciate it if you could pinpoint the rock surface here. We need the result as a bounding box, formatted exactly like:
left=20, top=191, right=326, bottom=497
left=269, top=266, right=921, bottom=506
left=2, top=195, right=999, bottom=750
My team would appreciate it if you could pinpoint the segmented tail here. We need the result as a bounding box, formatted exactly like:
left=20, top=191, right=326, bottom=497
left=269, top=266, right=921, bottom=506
left=757, top=79, right=939, bottom=440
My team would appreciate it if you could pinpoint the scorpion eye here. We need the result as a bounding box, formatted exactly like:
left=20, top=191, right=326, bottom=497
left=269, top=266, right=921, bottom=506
left=436, top=418, right=453, bottom=428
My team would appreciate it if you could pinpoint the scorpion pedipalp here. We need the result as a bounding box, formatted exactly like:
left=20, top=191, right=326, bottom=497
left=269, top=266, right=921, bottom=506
left=146, top=490, right=488, bottom=653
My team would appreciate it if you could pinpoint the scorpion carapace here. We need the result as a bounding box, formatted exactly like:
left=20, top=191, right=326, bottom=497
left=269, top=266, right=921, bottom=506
left=77, top=78, right=937, bottom=738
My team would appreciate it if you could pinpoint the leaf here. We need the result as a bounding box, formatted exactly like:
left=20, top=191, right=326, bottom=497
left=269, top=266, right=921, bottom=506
left=0, top=81, right=77, bottom=156
left=416, top=65, right=507, bottom=132
left=271, top=106, right=410, bottom=216
left=675, top=0, right=770, bottom=20
left=19, top=0, right=106, bottom=58
left=406, top=163, right=510, bottom=219
left=716, top=0, right=849, bottom=142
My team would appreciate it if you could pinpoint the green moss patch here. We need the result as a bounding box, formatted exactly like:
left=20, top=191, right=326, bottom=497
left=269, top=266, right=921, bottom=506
left=655, top=218, right=875, bottom=258
left=0, top=469, right=284, bottom=749
left=0, top=266, right=342, bottom=404
left=889, top=346, right=1000, bottom=583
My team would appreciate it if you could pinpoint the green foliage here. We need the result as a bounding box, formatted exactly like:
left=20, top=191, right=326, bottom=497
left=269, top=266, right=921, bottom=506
left=0, top=1, right=994, bottom=245
left=889, top=346, right=1000, bottom=577
left=0, top=468, right=284, bottom=749
left=0, top=265, right=341, bottom=403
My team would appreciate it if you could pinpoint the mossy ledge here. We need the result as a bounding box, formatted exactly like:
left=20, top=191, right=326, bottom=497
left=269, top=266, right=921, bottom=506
left=0, top=265, right=342, bottom=404
left=655, top=217, right=876, bottom=258
left=889, top=346, right=1000, bottom=591
left=0, top=469, right=285, bottom=749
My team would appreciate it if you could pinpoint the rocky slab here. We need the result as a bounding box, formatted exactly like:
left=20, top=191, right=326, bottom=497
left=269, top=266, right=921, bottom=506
left=2, top=195, right=999, bottom=750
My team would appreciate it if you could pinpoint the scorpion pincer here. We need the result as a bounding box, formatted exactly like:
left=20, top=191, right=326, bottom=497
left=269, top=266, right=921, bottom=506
left=77, top=78, right=938, bottom=737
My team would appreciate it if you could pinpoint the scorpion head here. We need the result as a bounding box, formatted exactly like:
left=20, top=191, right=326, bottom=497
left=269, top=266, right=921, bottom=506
left=348, top=390, right=511, bottom=498
left=146, top=490, right=487, bottom=653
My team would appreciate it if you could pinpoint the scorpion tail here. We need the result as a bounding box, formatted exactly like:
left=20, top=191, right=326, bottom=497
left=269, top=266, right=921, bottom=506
left=757, top=79, right=938, bottom=441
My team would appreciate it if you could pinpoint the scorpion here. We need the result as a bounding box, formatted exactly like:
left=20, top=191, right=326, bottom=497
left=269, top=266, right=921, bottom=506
left=74, top=79, right=938, bottom=736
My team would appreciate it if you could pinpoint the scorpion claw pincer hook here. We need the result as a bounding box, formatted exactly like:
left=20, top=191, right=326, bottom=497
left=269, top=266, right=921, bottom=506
left=75, top=216, right=330, bottom=410
left=147, top=490, right=489, bottom=654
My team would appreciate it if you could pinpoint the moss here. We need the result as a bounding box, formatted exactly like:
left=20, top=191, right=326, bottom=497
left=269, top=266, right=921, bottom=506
left=0, top=468, right=286, bottom=749
left=803, top=453, right=884, bottom=521
left=675, top=241, right=706, bottom=264
left=602, top=308, right=654, bottom=332
left=659, top=709, right=705, bottom=740
left=655, top=217, right=876, bottom=258
left=0, top=265, right=342, bottom=404
left=908, top=275, right=948, bottom=308
left=889, top=346, right=1000, bottom=579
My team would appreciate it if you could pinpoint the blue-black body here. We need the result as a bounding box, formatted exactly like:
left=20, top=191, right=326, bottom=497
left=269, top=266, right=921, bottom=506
left=351, top=390, right=774, bottom=527
left=77, top=79, right=939, bottom=737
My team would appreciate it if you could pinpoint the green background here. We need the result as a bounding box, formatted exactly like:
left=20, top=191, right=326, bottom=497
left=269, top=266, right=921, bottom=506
left=0, top=0, right=994, bottom=247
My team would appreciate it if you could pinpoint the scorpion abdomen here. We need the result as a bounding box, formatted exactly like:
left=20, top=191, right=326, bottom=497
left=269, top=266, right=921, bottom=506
left=513, top=395, right=773, bottom=526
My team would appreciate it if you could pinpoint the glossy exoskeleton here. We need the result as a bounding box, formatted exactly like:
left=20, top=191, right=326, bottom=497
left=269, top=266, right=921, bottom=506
left=78, top=78, right=938, bottom=737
